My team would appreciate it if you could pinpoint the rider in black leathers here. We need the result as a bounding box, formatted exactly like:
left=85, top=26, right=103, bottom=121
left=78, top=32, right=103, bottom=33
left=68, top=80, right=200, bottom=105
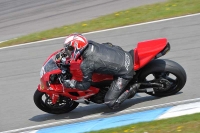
left=58, top=33, right=139, bottom=109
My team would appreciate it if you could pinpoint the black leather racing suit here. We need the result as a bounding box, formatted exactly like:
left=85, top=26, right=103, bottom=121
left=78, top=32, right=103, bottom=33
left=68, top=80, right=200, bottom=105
left=73, top=40, right=134, bottom=108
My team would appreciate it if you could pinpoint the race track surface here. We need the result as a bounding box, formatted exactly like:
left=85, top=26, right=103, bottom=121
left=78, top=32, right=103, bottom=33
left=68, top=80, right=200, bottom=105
left=0, top=1, right=200, bottom=133
left=0, top=0, right=166, bottom=41
left=1, top=14, right=200, bottom=132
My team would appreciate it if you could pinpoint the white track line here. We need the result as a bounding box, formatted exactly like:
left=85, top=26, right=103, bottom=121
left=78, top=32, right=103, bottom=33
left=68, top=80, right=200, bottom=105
left=0, top=13, right=200, bottom=50
left=157, top=102, right=200, bottom=119
left=0, top=40, right=7, bottom=43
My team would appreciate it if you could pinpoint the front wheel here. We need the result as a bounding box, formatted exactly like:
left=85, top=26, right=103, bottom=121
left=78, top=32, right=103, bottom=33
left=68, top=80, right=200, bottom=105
left=33, top=89, right=79, bottom=114
left=138, top=59, right=187, bottom=97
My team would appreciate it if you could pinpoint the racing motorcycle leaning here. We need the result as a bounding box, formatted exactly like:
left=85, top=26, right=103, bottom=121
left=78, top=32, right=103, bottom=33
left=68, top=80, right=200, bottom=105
left=34, top=38, right=187, bottom=114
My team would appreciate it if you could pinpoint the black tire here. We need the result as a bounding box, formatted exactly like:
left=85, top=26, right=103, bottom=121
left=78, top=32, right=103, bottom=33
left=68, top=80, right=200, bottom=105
left=33, top=89, right=79, bottom=114
left=138, top=59, right=187, bottom=97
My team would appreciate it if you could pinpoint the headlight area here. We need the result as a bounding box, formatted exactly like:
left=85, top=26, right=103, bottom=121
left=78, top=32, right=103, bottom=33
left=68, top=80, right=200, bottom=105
left=39, top=66, right=63, bottom=92
left=39, top=74, right=57, bottom=91
left=40, top=81, right=45, bottom=90
left=39, top=79, right=50, bottom=91
left=40, top=66, right=45, bottom=78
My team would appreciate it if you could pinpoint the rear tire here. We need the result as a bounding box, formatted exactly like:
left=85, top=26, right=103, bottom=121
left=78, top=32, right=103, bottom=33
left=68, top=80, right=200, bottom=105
left=33, top=89, right=79, bottom=114
left=138, top=59, right=186, bottom=97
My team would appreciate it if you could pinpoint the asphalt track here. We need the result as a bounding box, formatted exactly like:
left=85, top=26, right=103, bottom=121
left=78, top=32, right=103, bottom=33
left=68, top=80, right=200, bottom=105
left=1, top=13, right=200, bottom=133
left=0, top=1, right=200, bottom=133
left=0, top=0, right=167, bottom=42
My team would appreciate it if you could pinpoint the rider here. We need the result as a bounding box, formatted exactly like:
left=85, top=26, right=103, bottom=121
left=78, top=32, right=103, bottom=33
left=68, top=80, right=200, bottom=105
left=56, top=33, right=140, bottom=109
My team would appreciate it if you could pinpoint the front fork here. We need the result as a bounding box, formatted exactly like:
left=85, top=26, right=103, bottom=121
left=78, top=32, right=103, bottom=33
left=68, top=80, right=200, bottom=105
left=49, top=93, right=60, bottom=104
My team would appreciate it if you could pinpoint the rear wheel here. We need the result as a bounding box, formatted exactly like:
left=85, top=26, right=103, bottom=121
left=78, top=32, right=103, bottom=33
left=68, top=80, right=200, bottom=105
left=138, top=59, right=186, bottom=97
left=33, top=89, right=79, bottom=114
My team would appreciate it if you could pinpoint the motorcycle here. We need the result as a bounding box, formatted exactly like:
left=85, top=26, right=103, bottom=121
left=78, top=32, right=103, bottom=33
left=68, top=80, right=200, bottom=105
left=34, top=38, right=187, bottom=114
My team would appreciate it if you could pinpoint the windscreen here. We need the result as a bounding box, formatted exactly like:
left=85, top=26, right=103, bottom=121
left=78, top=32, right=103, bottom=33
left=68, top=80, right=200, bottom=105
left=43, top=56, right=59, bottom=73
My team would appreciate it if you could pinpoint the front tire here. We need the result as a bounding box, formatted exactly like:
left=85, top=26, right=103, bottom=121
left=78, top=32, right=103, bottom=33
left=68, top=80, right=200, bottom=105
left=33, top=89, right=79, bottom=114
left=138, top=59, right=187, bottom=97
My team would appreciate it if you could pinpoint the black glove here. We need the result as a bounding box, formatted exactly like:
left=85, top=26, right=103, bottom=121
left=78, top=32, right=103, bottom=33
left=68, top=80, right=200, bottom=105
left=55, top=52, right=62, bottom=62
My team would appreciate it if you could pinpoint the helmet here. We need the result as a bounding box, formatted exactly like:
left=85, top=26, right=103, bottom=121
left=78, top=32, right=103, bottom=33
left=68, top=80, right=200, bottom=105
left=64, top=33, right=88, bottom=61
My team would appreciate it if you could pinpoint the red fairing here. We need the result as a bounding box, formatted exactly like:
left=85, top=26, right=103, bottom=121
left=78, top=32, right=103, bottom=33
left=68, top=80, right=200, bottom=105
left=134, top=38, right=167, bottom=70
left=39, top=69, right=100, bottom=101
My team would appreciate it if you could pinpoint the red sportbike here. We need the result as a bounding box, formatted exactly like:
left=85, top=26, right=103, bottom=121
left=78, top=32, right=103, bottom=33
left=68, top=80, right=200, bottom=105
left=34, top=38, right=187, bottom=114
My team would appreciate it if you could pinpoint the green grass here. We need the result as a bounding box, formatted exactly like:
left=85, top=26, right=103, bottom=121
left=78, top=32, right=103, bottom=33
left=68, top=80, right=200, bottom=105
left=0, top=0, right=200, bottom=47
left=87, top=113, right=200, bottom=133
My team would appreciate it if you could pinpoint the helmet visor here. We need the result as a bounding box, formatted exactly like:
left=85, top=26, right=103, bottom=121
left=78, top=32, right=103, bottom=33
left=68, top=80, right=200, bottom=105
left=65, top=45, right=74, bottom=51
left=64, top=44, right=74, bottom=57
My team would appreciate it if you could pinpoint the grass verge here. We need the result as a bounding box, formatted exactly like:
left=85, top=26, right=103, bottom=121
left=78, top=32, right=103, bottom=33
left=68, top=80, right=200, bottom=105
left=0, top=0, right=200, bottom=47
left=87, top=113, right=200, bottom=133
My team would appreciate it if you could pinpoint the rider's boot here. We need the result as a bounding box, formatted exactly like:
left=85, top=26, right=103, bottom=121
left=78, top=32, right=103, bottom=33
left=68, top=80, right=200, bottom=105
left=112, top=83, right=140, bottom=109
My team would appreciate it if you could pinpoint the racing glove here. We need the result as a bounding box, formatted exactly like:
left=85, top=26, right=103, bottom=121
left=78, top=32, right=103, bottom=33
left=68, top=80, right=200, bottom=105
left=55, top=52, right=62, bottom=63
left=63, top=79, right=77, bottom=88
